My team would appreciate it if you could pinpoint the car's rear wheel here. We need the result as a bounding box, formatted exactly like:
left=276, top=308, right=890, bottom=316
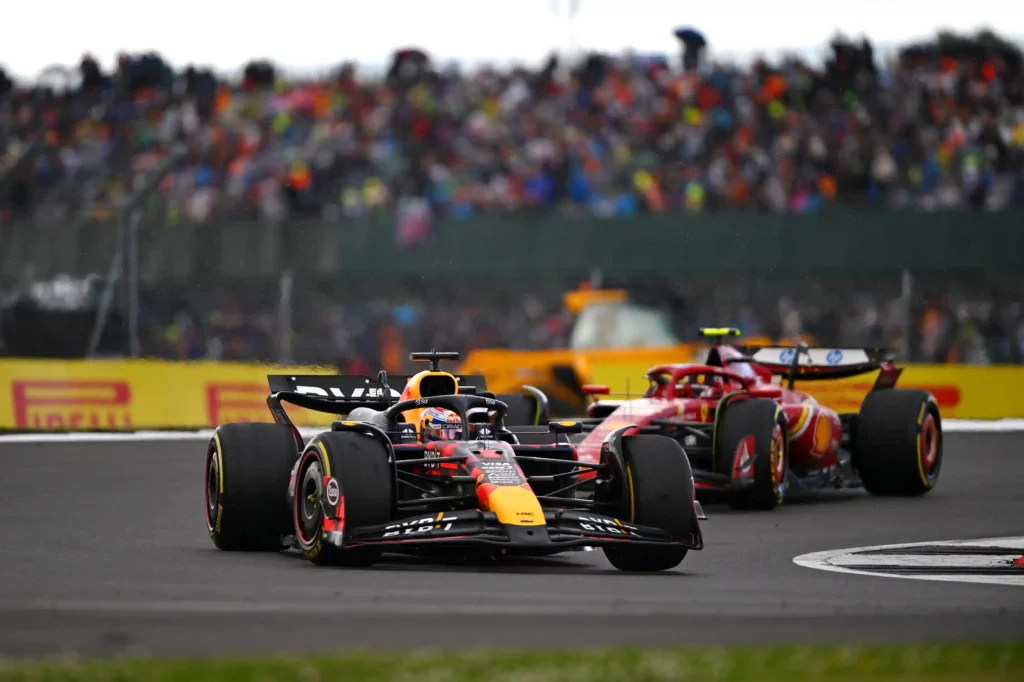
left=600, top=434, right=694, bottom=572
left=854, top=389, right=942, bottom=496
left=293, top=430, right=394, bottom=567
left=715, top=398, right=788, bottom=510
left=205, top=423, right=297, bottom=551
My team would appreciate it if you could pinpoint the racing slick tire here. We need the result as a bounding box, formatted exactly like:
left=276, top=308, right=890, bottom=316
left=601, top=434, right=694, bottom=572
left=293, top=430, right=394, bottom=567
left=205, top=423, right=297, bottom=551
left=854, top=389, right=942, bottom=496
left=715, top=398, right=788, bottom=511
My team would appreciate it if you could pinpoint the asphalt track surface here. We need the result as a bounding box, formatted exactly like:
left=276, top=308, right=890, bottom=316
left=1, top=433, right=1022, bottom=659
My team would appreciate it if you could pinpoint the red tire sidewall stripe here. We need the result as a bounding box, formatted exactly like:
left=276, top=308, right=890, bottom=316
left=205, top=440, right=217, bottom=533
left=921, top=413, right=939, bottom=473
left=294, top=448, right=323, bottom=548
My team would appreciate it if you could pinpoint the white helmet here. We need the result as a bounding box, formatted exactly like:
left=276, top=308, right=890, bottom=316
left=421, top=407, right=462, bottom=441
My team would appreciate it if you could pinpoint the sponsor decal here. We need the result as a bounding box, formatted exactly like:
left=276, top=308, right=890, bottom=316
left=383, top=514, right=456, bottom=538
left=811, top=414, right=832, bottom=457
left=753, top=348, right=871, bottom=368
left=576, top=515, right=640, bottom=537
left=478, top=460, right=525, bottom=486
left=295, top=385, right=401, bottom=399
left=325, top=478, right=340, bottom=507
left=733, top=436, right=756, bottom=477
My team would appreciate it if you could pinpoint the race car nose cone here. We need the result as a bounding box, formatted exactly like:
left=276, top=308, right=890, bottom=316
left=506, top=525, right=551, bottom=545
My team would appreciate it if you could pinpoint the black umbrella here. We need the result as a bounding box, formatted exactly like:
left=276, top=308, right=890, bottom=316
left=673, top=27, right=707, bottom=72
left=674, top=27, right=707, bottom=48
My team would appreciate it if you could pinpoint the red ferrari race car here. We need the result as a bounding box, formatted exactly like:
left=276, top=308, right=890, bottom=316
left=572, top=329, right=942, bottom=510
left=204, top=351, right=705, bottom=572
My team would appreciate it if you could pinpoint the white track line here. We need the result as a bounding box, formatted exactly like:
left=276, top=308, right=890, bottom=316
left=794, top=537, right=1024, bottom=587
left=939, top=419, right=1024, bottom=432
left=1, top=419, right=1022, bottom=444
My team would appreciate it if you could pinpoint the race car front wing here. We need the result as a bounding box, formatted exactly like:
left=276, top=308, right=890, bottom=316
left=329, top=508, right=703, bottom=553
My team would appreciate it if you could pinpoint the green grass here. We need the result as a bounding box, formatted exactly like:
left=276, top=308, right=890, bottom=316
left=1, top=642, right=1021, bottom=682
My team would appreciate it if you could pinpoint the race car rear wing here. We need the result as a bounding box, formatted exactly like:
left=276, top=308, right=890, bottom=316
left=266, top=372, right=489, bottom=412
left=263, top=371, right=490, bottom=450
left=730, top=345, right=901, bottom=390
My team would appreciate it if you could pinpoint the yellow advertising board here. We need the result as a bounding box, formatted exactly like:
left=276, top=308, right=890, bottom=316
left=0, top=359, right=337, bottom=430
left=3, top=357, right=1022, bottom=430
left=589, top=360, right=1024, bottom=419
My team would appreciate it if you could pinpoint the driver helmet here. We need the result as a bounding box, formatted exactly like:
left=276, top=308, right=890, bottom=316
left=682, top=374, right=725, bottom=398
left=421, top=407, right=462, bottom=441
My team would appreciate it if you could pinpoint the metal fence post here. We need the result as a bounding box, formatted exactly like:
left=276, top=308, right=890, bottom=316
left=86, top=144, right=187, bottom=357
left=126, top=209, right=141, bottom=358
left=277, top=270, right=294, bottom=365
left=900, top=269, right=913, bottom=362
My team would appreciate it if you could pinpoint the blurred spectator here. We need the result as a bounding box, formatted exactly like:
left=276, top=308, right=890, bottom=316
left=3, top=30, right=1023, bottom=231
left=2, top=31, right=1023, bottom=367
left=110, top=274, right=1022, bottom=368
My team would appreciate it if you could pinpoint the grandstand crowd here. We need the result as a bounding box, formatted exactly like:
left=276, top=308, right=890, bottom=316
left=2, top=31, right=1023, bottom=227
left=2, top=31, right=1023, bottom=366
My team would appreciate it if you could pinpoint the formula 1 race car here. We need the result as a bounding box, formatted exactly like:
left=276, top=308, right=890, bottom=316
left=204, top=351, right=704, bottom=572
left=572, top=329, right=943, bottom=511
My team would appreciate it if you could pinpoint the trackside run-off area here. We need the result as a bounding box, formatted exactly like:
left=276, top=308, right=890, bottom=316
left=0, top=643, right=1022, bottom=682
left=0, top=424, right=1021, bottom=677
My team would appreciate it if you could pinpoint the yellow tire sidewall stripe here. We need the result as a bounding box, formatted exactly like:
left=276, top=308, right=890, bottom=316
left=316, top=440, right=332, bottom=478
left=626, top=464, right=636, bottom=523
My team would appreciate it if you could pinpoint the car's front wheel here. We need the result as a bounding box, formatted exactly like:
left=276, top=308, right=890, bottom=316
left=715, top=398, right=789, bottom=510
left=293, top=430, right=394, bottom=567
left=600, top=434, right=695, bottom=572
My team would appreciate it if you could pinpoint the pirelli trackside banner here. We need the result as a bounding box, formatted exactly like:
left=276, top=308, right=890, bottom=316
left=0, top=359, right=337, bottom=430
left=589, top=360, right=1024, bottom=419
left=2, top=358, right=1023, bottom=429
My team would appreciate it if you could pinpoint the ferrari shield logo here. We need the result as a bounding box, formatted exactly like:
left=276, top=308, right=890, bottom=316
left=700, top=403, right=709, bottom=422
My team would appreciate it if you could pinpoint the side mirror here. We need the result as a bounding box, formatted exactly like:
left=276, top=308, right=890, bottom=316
left=747, top=387, right=783, bottom=399
left=582, top=385, right=610, bottom=396
left=549, top=420, right=584, bottom=435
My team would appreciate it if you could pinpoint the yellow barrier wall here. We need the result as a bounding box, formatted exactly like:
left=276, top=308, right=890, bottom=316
left=3, top=358, right=1022, bottom=429
left=0, top=359, right=337, bottom=429
left=589, top=361, right=1024, bottom=419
